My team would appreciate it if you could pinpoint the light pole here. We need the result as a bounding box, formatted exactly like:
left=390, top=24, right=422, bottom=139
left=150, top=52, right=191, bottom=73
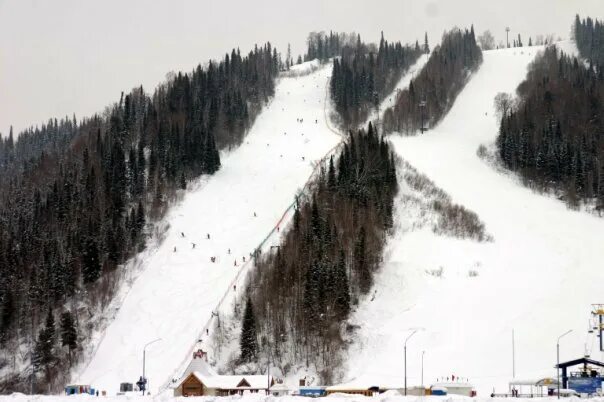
left=404, top=329, right=419, bottom=396
left=421, top=350, right=425, bottom=391
left=556, top=330, right=572, bottom=399
left=142, top=338, right=162, bottom=395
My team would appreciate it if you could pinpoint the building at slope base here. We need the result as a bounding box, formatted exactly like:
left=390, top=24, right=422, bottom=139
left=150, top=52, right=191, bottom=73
left=173, top=350, right=274, bottom=397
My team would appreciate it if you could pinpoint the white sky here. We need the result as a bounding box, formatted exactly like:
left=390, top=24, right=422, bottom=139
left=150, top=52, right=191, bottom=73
left=0, top=0, right=602, bottom=136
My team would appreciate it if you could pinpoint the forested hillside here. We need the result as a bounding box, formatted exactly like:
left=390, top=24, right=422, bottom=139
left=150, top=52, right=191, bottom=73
left=382, top=27, right=482, bottom=134
left=0, top=43, right=279, bottom=393
left=230, top=123, right=397, bottom=383
left=574, top=14, right=604, bottom=67
left=497, top=45, right=604, bottom=209
left=330, top=33, right=423, bottom=128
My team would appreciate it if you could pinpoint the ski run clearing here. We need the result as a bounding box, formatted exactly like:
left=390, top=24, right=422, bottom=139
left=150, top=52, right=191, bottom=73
left=344, top=45, right=604, bottom=395
left=75, top=60, right=341, bottom=395
left=63, top=43, right=604, bottom=400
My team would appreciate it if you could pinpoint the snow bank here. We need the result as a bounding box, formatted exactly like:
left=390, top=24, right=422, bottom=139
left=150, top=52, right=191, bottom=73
left=0, top=392, right=594, bottom=402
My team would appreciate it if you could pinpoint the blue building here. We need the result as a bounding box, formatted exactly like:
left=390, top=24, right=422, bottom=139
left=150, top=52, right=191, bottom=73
left=556, top=357, right=604, bottom=395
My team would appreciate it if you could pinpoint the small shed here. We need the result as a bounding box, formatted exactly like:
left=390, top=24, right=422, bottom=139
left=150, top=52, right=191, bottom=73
left=269, top=382, right=290, bottom=396
left=431, top=381, right=476, bottom=397
left=325, top=383, right=378, bottom=396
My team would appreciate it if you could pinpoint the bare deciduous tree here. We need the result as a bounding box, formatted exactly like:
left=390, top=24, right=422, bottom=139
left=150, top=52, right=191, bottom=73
left=478, top=30, right=495, bottom=50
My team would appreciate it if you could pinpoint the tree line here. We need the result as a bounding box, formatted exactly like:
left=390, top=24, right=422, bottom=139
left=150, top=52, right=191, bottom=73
left=574, top=14, right=604, bottom=67
left=330, top=32, right=424, bottom=128
left=238, top=123, right=397, bottom=383
left=304, top=31, right=359, bottom=63
left=0, top=43, right=279, bottom=393
left=382, top=27, right=482, bottom=134
left=497, top=45, right=604, bottom=209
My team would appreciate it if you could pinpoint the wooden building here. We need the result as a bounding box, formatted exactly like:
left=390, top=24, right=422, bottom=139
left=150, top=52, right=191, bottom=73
left=174, top=371, right=274, bottom=397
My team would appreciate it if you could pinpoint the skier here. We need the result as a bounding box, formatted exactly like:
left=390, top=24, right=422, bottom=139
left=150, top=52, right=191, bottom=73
left=315, top=119, right=318, bottom=123
left=174, top=246, right=176, bottom=252
left=181, top=232, right=185, bottom=237
left=243, top=256, right=246, bottom=262
left=228, top=248, right=231, bottom=254
left=253, top=212, right=257, bottom=217
left=207, top=233, right=210, bottom=239
left=234, top=260, right=237, bottom=266
left=302, top=156, right=305, bottom=161
left=192, top=243, right=196, bottom=249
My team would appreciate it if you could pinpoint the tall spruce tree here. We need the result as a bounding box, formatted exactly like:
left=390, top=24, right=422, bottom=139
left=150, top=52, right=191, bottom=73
left=239, top=296, right=258, bottom=362
left=60, top=311, right=77, bottom=366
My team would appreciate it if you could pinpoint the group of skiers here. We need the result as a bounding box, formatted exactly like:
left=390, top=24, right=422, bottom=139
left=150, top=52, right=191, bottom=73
left=172, top=211, right=262, bottom=266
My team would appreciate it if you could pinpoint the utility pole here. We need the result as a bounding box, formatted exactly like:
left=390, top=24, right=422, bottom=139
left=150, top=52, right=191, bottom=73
left=404, top=329, right=419, bottom=396
left=506, top=27, right=510, bottom=48
left=557, top=330, right=572, bottom=399
left=512, top=329, right=515, bottom=378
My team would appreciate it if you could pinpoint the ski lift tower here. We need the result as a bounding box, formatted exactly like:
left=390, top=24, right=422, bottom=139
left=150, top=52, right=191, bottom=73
left=506, top=27, right=510, bottom=48
left=419, top=99, right=427, bottom=133
left=591, top=304, right=604, bottom=352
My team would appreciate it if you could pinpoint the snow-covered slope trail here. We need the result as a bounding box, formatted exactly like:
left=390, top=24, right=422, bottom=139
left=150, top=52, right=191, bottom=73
left=344, top=46, right=604, bottom=395
left=76, top=61, right=341, bottom=395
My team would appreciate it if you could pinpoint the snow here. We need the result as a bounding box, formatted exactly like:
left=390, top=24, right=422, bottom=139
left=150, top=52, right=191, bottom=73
left=371, top=53, right=430, bottom=126
left=183, top=372, right=271, bottom=390
left=75, top=60, right=341, bottom=396
left=343, top=45, right=604, bottom=396
left=0, top=392, right=600, bottom=402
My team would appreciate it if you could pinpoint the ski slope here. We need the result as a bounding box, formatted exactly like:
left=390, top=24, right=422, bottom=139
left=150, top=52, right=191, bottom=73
left=76, top=61, right=341, bottom=395
left=344, top=45, right=604, bottom=395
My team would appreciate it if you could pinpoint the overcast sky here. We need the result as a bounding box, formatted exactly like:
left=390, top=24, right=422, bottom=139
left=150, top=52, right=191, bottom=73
left=1, top=0, right=602, bottom=136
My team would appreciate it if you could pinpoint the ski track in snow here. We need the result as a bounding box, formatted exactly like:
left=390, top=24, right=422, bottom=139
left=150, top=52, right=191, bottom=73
left=344, top=45, right=604, bottom=395
left=76, top=61, right=340, bottom=395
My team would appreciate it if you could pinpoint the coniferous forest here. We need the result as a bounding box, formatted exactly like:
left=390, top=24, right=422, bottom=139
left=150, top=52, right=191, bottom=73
left=574, top=14, right=604, bottom=67
left=497, top=45, right=604, bottom=209
left=239, top=123, right=397, bottom=383
left=330, top=33, right=423, bottom=128
left=0, top=43, right=278, bottom=392
left=382, top=27, right=482, bottom=134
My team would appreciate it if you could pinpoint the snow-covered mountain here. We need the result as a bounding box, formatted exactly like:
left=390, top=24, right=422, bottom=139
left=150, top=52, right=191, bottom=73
left=71, top=42, right=604, bottom=400
left=75, top=61, right=341, bottom=395
left=343, top=45, right=604, bottom=395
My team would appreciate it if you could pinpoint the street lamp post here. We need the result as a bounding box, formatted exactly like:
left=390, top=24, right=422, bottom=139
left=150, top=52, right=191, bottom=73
left=142, top=338, right=162, bottom=395
left=404, top=329, right=419, bottom=396
left=421, top=350, right=425, bottom=390
left=556, top=330, right=572, bottom=399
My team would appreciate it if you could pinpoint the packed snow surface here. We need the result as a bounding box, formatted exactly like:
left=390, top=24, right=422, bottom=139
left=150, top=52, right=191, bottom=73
left=76, top=61, right=340, bottom=395
left=344, top=46, right=604, bottom=395
left=1, top=393, right=596, bottom=402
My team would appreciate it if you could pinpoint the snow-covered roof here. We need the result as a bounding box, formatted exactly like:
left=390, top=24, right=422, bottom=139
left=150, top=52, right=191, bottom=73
left=270, top=383, right=290, bottom=391
left=432, top=382, right=475, bottom=389
left=509, top=378, right=558, bottom=387
left=183, top=357, right=217, bottom=378
left=325, top=382, right=378, bottom=391
left=180, top=371, right=272, bottom=390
